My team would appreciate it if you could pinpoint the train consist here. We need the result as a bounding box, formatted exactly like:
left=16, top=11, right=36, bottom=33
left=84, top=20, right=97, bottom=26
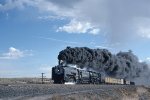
left=52, top=64, right=135, bottom=85
left=104, top=77, right=135, bottom=85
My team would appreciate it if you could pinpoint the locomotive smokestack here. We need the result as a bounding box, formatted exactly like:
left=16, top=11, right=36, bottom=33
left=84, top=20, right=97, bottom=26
left=58, top=47, right=150, bottom=85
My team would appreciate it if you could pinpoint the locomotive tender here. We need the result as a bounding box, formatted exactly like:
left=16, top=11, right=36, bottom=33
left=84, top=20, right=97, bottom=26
left=52, top=64, right=135, bottom=85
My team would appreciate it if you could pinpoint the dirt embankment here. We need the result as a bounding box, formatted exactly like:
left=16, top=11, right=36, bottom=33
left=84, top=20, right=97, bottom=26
left=0, top=84, right=150, bottom=100
left=46, top=85, right=150, bottom=100
left=54, top=86, right=150, bottom=100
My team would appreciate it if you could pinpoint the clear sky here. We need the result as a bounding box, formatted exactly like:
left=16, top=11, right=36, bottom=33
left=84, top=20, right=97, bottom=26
left=0, top=0, right=150, bottom=78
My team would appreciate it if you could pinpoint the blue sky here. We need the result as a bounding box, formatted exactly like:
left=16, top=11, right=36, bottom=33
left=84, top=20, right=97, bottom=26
left=0, top=0, right=150, bottom=78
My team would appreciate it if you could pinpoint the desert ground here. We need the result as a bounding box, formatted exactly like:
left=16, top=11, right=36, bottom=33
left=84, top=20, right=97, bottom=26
left=0, top=78, right=150, bottom=100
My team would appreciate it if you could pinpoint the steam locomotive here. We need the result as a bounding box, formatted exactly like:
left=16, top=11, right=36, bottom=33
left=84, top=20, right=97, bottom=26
left=52, top=64, right=135, bottom=85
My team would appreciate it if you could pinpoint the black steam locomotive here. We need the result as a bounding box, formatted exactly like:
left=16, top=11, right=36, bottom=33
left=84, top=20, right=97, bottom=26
left=52, top=64, right=101, bottom=84
left=52, top=64, right=135, bottom=85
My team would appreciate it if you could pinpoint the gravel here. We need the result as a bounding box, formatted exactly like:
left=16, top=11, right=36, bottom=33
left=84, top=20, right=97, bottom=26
left=0, top=84, right=139, bottom=100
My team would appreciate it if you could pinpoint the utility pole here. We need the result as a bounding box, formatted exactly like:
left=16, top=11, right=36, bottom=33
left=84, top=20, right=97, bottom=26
left=41, top=73, right=45, bottom=84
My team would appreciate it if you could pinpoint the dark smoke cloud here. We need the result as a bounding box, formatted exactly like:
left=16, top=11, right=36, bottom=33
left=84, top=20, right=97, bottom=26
left=48, top=0, right=81, bottom=8
left=58, top=47, right=150, bottom=85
